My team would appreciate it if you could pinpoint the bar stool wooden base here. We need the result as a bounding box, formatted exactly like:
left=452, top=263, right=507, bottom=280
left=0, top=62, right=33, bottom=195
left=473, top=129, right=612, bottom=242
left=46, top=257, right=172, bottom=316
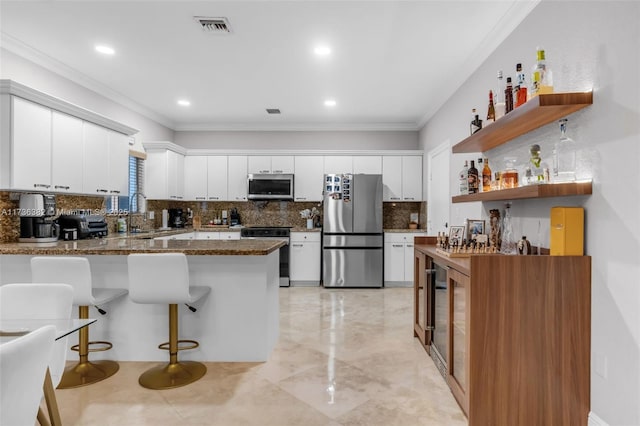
left=139, top=361, right=207, bottom=390
left=58, top=359, right=119, bottom=389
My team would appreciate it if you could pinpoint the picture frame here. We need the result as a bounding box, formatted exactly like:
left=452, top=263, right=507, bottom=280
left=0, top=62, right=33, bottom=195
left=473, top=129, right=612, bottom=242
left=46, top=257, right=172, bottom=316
left=466, top=219, right=485, bottom=241
left=449, top=226, right=465, bottom=246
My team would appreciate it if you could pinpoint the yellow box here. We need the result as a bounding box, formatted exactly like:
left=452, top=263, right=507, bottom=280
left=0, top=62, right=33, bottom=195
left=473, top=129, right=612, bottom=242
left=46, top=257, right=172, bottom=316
left=550, top=207, right=584, bottom=256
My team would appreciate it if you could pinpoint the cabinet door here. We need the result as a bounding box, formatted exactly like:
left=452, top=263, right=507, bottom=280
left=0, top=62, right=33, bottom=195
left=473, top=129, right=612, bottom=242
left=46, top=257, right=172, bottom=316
left=404, top=242, right=415, bottom=281
left=294, top=156, right=324, bottom=201
left=247, top=156, right=271, bottom=174
left=382, top=156, right=402, bottom=201
left=11, top=97, right=52, bottom=190
left=227, top=155, right=248, bottom=201
left=402, top=156, right=422, bottom=201
left=108, top=131, right=129, bottom=196
left=207, top=156, right=228, bottom=201
left=324, top=155, right=352, bottom=175
left=414, top=251, right=430, bottom=346
left=184, top=156, right=208, bottom=201
left=271, top=156, right=294, bottom=174
left=448, top=267, right=470, bottom=415
left=167, top=150, right=184, bottom=200
left=384, top=242, right=405, bottom=282
left=353, top=156, right=382, bottom=174
left=51, top=111, right=83, bottom=193
left=82, top=122, right=110, bottom=195
left=145, top=151, right=168, bottom=199
left=290, top=237, right=321, bottom=283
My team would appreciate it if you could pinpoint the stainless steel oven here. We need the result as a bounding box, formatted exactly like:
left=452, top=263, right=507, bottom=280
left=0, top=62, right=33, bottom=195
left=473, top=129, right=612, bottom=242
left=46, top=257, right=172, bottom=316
left=240, top=227, right=290, bottom=287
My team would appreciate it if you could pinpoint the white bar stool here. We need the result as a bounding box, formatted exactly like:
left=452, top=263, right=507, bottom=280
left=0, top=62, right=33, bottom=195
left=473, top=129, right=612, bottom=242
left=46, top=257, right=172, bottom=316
left=31, top=256, right=128, bottom=388
left=127, top=253, right=211, bottom=389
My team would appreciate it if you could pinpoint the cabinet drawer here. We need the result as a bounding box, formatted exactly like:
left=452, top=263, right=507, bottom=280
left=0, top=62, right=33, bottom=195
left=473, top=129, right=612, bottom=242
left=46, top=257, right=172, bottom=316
left=384, top=232, right=425, bottom=243
left=291, top=232, right=321, bottom=243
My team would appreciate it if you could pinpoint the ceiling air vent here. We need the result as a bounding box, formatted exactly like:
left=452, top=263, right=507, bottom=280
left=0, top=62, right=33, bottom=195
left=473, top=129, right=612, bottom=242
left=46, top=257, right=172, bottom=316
left=266, top=108, right=281, bottom=115
left=194, top=17, right=232, bottom=34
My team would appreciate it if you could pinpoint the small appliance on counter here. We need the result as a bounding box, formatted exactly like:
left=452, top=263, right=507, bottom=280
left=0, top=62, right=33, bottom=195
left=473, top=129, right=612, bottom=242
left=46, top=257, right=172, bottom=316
left=168, top=208, right=185, bottom=228
left=18, top=193, right=59, bottom=243
left=57, top=211, right=108, bottom=239
left=230, top=208, right=241, bottom=226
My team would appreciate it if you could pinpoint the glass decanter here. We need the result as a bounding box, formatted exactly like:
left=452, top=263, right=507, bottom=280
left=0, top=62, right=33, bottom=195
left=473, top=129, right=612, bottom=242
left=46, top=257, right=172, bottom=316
left=553, top=118, right=577, bottom=182
left=500, top=203, right=517, bottom=255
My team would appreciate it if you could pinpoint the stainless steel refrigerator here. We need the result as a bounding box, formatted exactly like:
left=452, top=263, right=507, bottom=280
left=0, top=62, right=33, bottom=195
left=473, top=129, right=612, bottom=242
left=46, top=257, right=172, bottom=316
left=322, top=174, right=383, bottom=288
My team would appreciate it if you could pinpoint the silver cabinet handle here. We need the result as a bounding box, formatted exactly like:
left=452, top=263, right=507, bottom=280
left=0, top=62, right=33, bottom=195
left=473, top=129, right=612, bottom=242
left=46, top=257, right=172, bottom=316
left=34, top=183, right=51, bottom=188
left=291, top=244, right=304, bottom=247
left=96, top=189, right=108, bottom=193
left=196, top=197, right=206, bottom=200
left=110, top=190, right=120, bottom=194
left=295, top=197, right=306, bottom=201
left=390, top=197, right=401, bottom=200
left=273, top=170, right=283, bottom=173
left=54, top=185, right=70, bottom=190
left=208, top=196, right=219, bottom=200
left=392, top=244, right=403, bottom=248
left=404, top=197, right=415, bottom=200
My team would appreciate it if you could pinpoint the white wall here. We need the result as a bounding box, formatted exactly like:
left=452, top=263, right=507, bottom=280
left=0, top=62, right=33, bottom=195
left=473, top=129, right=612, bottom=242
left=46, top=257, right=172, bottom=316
left=175, top=130, right=418, bottom=150
left=419, top=2, right=640, bottom=424
left=0, top=48, right=175, bottom=143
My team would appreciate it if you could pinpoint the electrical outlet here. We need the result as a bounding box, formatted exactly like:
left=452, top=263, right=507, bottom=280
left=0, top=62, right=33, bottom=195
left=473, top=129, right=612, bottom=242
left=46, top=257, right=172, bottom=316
left=148, top=211, right=154, bottom=220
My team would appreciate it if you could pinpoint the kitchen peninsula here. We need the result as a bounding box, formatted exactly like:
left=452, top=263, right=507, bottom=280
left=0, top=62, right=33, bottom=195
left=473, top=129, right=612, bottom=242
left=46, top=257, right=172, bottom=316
left=0, top=236, right=284, bottom=362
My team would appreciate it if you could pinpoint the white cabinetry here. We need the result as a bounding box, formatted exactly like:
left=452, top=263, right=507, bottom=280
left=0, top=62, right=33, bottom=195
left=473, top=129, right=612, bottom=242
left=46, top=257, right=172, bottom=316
left=11, top=96, right=52, bottom=191
left=108, top=131, right=130, bottom=196
left=290, top=232, right=321, bottom=285
left=248, top=156, right=294, bottom=174
left=156, top=231, right=240, bottom=241
left=324, top=155, right=353, bottom=175
left=184, top=156, right=208, bottom=201
left=83, top=123, right=129, bottom=196
left=353, top=156, right=382, bottom=174
left=294, top=156, right=324, bottom=202
left=382, top=155, right=422, bottom=201
left=145, top=149, right=185, bottom=200
left=51, top=111, right=83, bottom=193
left=227, top=155, right=248, bottom=201
left=384, top=232, right=426, bottom=286
left=207, top=156, right=228, bottom=201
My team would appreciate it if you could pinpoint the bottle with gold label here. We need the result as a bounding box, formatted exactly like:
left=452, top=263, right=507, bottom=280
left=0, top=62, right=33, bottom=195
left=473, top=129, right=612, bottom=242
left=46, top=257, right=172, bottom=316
left=486, top=90, right=496, bottom=124
left=530, top=47, right=553, bottom=98
left=467, top=160, right=479, bottom=194
left=482, top=158, right=492, bottom=192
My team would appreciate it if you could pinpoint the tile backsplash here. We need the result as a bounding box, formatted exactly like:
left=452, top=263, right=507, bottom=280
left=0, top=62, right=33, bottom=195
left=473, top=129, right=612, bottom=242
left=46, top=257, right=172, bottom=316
left=0, top=191, right=426, bottom=242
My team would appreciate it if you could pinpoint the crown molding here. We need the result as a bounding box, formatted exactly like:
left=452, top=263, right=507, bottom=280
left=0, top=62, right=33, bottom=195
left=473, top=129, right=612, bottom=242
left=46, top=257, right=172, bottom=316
left=1, top=32, right=175, bottom=130
left=0, top=79, right=139, bottom=135
left=180, top=148, right=424, bottom=157
left=416, top=0, right=540, bottom=129
left=172, top=121, right=421, bottom=132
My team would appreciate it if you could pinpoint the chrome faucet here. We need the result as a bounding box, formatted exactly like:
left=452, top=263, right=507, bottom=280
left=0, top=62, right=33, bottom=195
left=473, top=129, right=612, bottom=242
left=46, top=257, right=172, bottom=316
left=129, top=192, right=147, bottom=233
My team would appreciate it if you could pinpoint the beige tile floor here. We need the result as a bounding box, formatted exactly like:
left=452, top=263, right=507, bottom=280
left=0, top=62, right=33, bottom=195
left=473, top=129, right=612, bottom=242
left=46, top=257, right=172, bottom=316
left=53, top=287, right=467, bottom=425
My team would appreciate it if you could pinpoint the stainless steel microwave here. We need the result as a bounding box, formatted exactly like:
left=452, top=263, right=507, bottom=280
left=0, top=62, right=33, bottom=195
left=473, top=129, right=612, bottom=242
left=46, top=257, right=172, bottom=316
left=247, top=174, right=294, bottom=200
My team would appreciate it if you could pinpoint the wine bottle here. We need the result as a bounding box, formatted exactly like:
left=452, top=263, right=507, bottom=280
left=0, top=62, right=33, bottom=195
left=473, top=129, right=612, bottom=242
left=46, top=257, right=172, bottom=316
left=486, top=90, right=496, bottom=123
left=459, top=161, right=469, bottom=195
left=515, top=63, right=528, bottom=107
left=505, top=77, right=514, bottom=114
left=467, top=160, right=479, bottom=194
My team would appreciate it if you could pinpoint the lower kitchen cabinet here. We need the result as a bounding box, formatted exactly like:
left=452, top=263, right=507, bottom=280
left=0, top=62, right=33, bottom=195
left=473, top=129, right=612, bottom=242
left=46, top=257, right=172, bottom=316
left=414, top=238, right=591, bottom=426
left=290, top=232, right=321, bottom=285
left=384, top=232, right=426, bottom=286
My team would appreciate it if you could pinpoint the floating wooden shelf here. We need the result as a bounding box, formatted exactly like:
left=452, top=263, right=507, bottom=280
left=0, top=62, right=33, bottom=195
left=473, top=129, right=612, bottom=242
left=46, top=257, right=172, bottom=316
left=451, top=181, right=592, bottom=203
left=452, top=92, right=593, bottom=153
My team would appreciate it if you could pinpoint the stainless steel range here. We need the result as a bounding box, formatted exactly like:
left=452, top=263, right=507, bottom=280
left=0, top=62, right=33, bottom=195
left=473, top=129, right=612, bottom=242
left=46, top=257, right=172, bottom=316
left=240, top=226, right=290, bottom=287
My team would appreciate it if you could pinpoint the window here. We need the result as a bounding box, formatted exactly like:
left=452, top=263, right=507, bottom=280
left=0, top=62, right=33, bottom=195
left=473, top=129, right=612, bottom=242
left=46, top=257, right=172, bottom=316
left=106, top=156, right=144, bottom=213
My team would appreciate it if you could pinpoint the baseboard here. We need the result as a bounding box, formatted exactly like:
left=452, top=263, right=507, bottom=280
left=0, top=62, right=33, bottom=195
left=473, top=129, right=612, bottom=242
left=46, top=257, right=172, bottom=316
left=588, top=412, right=609, bottom=426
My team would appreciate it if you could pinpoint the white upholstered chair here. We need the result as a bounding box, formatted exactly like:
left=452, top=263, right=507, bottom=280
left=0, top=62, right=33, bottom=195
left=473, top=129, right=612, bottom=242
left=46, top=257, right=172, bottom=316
left=127, top=253, right=211, bottom=389
left=31, top=256, right=128, bottom=388
left=0, top=325, right=56, bottom=426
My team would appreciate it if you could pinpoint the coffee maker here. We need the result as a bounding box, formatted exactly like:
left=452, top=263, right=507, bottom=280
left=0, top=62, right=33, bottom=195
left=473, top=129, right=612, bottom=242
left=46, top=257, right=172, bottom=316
left=19, top=193, right=59, bottom=243
left=168, top=208, right=185, bottom=228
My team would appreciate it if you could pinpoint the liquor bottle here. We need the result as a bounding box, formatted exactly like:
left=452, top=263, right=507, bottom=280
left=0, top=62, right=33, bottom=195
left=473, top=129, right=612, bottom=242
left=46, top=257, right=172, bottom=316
left=470, top=109, right=482, bottom=135
left=505, top=77, right=514, bottom=114
left=495, top=71, right=506, bottom=120
left=486, top=90, right=496, bottom=123
left=459, top=160, right=469, bottom=195
left=476, top=158, right=483, bottom=192
left=482, top=158, right=492, bottom=192
left=553, top=118, right=577, bottom=182
left=500, top=203, right=516, bottom=255
left=467, top=160, right=479, bottom=194
left=530, top=47, right=553, bottom=98
left=515, top=63, right=528, bottom=107
left=529, top=144, right=547, bottom=183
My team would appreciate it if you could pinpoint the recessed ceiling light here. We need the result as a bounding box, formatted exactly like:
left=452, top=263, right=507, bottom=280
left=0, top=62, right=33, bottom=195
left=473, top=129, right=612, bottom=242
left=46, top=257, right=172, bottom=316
left=95, top=45, right=115, bottom=55
left=314, top=45, right=332, bottom=56
left=177, top=99, right=191, bottom=107
left=324, top=99, right=337, bottom=107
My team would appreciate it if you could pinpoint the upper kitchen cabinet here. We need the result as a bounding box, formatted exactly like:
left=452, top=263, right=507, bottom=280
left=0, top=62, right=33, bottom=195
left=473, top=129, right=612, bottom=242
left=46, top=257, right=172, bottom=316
left=247, top=155, right=294, bottom=174
left=184, top=155, right=208, bottom=201
left=324, top=155, right=353, bottom=175
left=353, top=156, right=382, bottom=174
left=0, top=81, right=138, bottom=194
left=207, top=156, right=228, bottom=201
left=294, top=156, right=324, bottom=202
left=382, top=155, right=423, bottom=201
left=51, top=111, right=83, bottom=193
left=83, top=123, right=129, bottom=196
left=145, top=146, right=185, bottom=200
left=227, top=155, right=248, bottom=201
left=9, top=96, right=52, bottom=191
